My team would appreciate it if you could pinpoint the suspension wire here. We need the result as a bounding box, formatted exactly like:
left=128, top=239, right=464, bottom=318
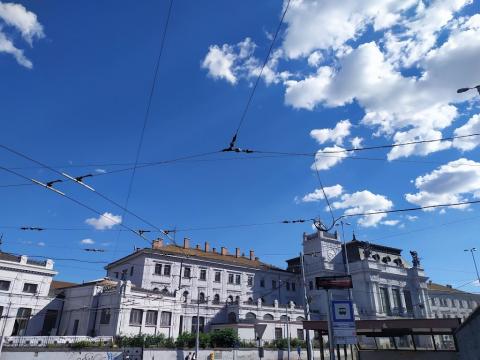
left=312, top=155, right=335, bottom=227
left=0, top=165, right=150, bottom=244
left=224, top=0, right=291, bottom=151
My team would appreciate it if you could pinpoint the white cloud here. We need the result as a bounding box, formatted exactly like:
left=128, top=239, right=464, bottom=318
left=0, top=2, right=44, bottom=42
left=281, top=0, right=417, bottom=59
left=310, top=120, right=351, bottom=146
left=331, top=190, right=394, bottom=227
left=301, top=184, right=343, bottom=202
left=85, top=212, right=122, bottom=230
left=406, top=215, right=418, bottom=221
left=307, top=50, right=323, bottom=67
left=311, top=145, right=347, bottom=171
left=95, top=168, right=107, bottom=174
left=80, top=238, right=95, bottom=245
left=382, top=220, right=400, bottom=226
left=453, top=114, right=480, bottom=151
left=202, top=44, right=237, bottom=84
left=405, top=158, right=480, bottom=211
left=350, top=136, right=363, bottom=149
left=0, top=1, right=43, bottom=68
left=37, top=241, right=45, bottom=247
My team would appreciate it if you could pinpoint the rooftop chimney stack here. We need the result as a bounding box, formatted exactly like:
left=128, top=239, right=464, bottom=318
left=235, top=248, right=240, bottom=258
left=249, top=250, right=255, bottom=260
left=221, top=247, right=228, bottom=256
left=205, top=242, right=210, bottom=252
left=196, top=244, right=200, bottom=250
left=152, top=238, right=164, bottom=249
left=183, top=237, right=190, bottom=249
left=212, top=247, right=216, bottom=253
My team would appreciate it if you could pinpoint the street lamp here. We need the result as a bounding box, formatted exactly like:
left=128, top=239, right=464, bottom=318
left=464, top=248, right=480, bottom=284
left=457, top=85, right=480, bottom=95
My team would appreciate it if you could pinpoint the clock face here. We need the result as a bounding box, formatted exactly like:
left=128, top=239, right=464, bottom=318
left=326, top=249, right=337, bottom=261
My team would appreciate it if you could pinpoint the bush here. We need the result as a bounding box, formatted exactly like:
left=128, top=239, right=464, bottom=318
left=209, top=329, right=239, bottom=348
left=116, top=334, right=171, bottom=348
left=175, top=332, right=196, bottom=348
left=70, top=341, right=93, bottom=349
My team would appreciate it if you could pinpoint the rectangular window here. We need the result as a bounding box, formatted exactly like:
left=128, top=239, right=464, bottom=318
left=100, top=309, right=111, bottom=325
left=214, top=271, right=221, bottom=282
left=164, top=264, right=171, bottom=276
left=247, top=276, right=253, bottom=286
left=160, top=311, right=172, bottom=326
left=0, top=306, right=3, bottom=317
left=275, top=328, right=282, bottom=340
left=114, top=272, right=119, bottom=279
left=121, top=269, right=127, bottom=280
left=192, top=316, right=205, bottom=333
left=154, top=263, right=162, bottom=275
left=228, top=273, right=234, bottom=284
left=272, top=280, right=277, bottom=289
left=72, top=319, right=79, bottom=336
left=184, top=267, right=191, bottom=278
left=297, top=329, right=304, bottom=340
left=379, top=287, right=391, bottom=315
left=392, top=288, right=402, bottom=312
left=130, top=266, right=134, bottom=276
left=260, top=279, right=265, bottom=288
left=200, top=269, right=207, bottom=281
left=459, top=300, right=464, bottom=308
left=12, top=308, right=32, bottom=336
left=0, top=280, right=10, bottom=291
left=23, top=283, right=38, bottom=294
left=286, top=282, right=290, bottom=291
left=129, top=309, right=143, bottom=325
left=235, top=274, right=241, bottom=285
left=292, top=283, right=296, bottom=291
left=309, top=281, right=313, bottom=290
left=146, top=310, right=158, bottom=326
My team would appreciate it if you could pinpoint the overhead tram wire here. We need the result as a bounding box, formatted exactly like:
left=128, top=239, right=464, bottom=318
left=223, top=0, right=291, bottom=152
left=0, top=165, right=150, bottom=244
left=0, top=143, right=174, bottom=242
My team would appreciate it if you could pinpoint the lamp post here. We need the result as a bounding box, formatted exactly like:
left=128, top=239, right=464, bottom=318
left=457, top=85, right=480, bottom=95
left=464, top=248, right=480, bottom=284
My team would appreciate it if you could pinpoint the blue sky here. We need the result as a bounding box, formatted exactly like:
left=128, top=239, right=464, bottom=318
left=1, top=0, right=480, bottom=291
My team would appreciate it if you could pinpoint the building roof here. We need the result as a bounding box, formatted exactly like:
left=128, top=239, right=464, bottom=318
left=106, top=244, right=290, bottom=273
left=51, top=280, right=78, bottom=289
left=427, top=282, right=476, bottom=295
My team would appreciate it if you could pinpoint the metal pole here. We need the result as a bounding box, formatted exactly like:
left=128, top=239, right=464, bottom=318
left=300, top=252, right=314, bottom=360
left=325, top=290, right=335, bottom=360
left=286, top=305, right=291, bottom=360
left=195, top=298, right=200, bottom=359
left=340, top=222, right=353, bottom=301
left=469, top=249, right=480, bottom=283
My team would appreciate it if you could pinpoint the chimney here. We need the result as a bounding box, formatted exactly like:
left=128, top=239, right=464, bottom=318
left=152, top=238, right=164, bottom=249
left=235, top=248, right=240, bottom=258
left=446, top=284, right=452, bottom=288
left=183, top=237, right=190, bottom=249
left=205, top=242, right=210, bottom=252
left=212, top=247, right=216, bottom=253
left=249, top=250, right=255, bottom=260
left=196, top=244, right=200, bottom=250
left=221, top=247, right=228, bottom=256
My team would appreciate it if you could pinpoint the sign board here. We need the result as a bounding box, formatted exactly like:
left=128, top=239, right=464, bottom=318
left=315, top=275, right=353, bottom=289
left=254, top=324, right=267, bottom=339
left=331, top=300, right=357, bottom=345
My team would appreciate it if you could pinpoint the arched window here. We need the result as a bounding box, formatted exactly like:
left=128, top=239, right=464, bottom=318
left=280, top=315, right=289, bottom=321
left=227, top=295, right=234, bottom=303
left=263, top=313, right=274, bottom=320
left=296, top=316, right=305, bottom=321
left=213, top=294, right=220, bottom=304
left=235, top=295, right=240, bottom=304
left=182, top=291, right=189, bottom=303
left=199, top=292, right=205, bottom=303
left=245, top=312, right=256, bottom=321
left=247, top=297, right=254, bottom=304
left=261, top=297, right=265, bottom=304
left=161, top=287, right=169, bottom=295
left=228, top=312, right=237, bottom=323
left=152, top=287, right=159, bottom=292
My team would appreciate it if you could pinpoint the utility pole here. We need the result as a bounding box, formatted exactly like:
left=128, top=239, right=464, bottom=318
left=325, top=290, right=335, bottom=360
left=300, top=252, right=314, bottom=360
left=464, top=248, right=480, bottom=284
left=286, top=304, right=291, bottom=360
left=195, top=297, right=200, bottom=359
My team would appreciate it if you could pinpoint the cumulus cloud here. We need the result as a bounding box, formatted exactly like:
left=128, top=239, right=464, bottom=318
left=0, top=1, right=44, bottom=67
left=350, top=137, right=363, bottom=149
left=37, top=241, right=45, bottom=247
left=310, top=120, right=351, bottom=146
left=80, top=238, right=95, bottom=245
left=301, top=184, right=343, bottom=202
left=311, top=146, right=347, bottom=171
left=382, top=219, right=400, bottom=226
left=405, top=158, right=480, bottom=211
left=202, top=44, right=238, bottom=84
left=85, top=212, right=122, bottom=230
left=453, top=114, right=480, bottom=151
left=330, top=190, right=394, bottom=227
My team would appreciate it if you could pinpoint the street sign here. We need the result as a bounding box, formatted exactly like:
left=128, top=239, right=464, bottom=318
left=331, top=300, right=357, bottom=345
left=254, top=324, right=267, bottom=339
left=315, top=275, right=353, bottom=289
